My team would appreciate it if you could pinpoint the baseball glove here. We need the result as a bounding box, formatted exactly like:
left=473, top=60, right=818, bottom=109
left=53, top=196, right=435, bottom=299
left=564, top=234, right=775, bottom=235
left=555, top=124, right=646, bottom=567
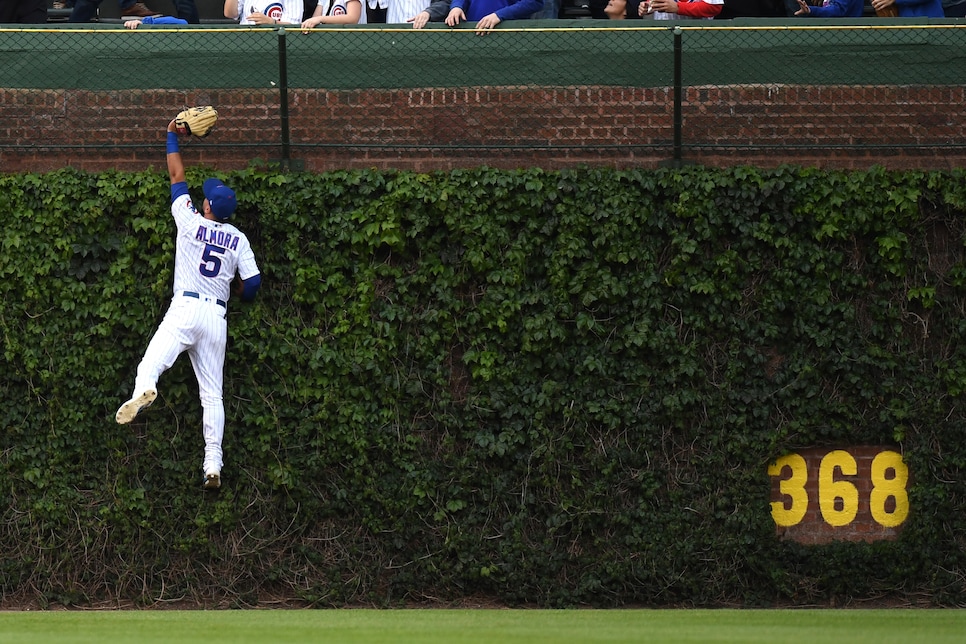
left=174, top=106, right=218, bottom=138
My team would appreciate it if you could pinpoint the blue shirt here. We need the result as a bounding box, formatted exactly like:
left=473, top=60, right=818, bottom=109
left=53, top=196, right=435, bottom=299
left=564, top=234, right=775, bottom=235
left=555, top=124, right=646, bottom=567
left=804, top=0, right=864, bottom=17
left=451, top=0, right=544, bottom=21
left=141, top=16, right=189, bottom=24
left=895, top=0, right=944, bottom=15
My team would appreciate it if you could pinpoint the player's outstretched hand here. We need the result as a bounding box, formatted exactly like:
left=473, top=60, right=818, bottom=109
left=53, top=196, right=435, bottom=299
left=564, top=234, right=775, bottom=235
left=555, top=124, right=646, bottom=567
left=174, top=106, right=218, bottom=138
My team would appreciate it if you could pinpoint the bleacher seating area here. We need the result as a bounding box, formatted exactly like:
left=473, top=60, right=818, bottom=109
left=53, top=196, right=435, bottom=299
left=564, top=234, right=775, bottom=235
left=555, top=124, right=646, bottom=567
left=39, top=0, right=892, bottom=24
left=43, top=0, right=603, bottom=22
left=45, top=0, right=236, bottom=22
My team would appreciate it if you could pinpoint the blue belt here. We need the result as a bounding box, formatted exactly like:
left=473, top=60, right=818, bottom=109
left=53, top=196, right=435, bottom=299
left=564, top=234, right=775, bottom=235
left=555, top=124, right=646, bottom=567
left=182, top=291, right=227, bottom=308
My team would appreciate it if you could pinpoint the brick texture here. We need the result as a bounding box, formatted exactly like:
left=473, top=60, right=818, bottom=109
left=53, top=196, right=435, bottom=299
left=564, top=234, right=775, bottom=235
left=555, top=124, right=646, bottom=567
left=1, top=85, right=964, bottom=173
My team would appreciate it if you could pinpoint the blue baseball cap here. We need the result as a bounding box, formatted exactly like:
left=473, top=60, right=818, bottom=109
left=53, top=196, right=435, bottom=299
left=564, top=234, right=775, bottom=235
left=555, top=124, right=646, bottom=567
left=203, top=178, right=237, bottom=221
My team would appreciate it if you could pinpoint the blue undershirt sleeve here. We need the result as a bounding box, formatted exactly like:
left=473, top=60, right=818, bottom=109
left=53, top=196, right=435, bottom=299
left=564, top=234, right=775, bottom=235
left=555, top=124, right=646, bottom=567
left=240, top=273, right=262, bottom=302
left=170, top=181, right=190, bottom=203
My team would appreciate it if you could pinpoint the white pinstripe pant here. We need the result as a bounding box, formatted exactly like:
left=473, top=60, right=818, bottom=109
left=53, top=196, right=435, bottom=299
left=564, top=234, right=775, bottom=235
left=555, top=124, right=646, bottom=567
left=133, top=295, right=228, bottom=475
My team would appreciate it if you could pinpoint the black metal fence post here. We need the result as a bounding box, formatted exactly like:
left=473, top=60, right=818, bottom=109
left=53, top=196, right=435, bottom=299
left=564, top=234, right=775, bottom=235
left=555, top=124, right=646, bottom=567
left=277, top=27, right=292, bottom=170
left=672, top=25, right=683, bottom=167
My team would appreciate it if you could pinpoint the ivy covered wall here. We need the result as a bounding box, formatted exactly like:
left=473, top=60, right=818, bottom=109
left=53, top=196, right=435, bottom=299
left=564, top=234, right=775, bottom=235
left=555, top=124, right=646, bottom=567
left=1, top=165, right=965, bottom=608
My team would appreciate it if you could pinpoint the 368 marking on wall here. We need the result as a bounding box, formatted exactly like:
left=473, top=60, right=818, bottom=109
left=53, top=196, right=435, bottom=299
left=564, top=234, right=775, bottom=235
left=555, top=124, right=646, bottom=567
left=767, top=447, right=909, bottom=542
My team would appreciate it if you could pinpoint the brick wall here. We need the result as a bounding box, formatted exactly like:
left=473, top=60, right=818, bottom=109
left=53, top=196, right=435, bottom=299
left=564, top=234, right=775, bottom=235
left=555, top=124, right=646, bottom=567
left=2, top=84, right=964, bottom=173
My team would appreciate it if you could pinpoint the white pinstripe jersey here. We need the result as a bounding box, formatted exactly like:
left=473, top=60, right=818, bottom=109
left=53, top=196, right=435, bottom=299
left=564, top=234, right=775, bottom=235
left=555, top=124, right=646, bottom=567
left=171, top=192, right=259, bottom=302
left=316, top=0, right=367, bottom=21
left=236, top=0, right=306, bottom=23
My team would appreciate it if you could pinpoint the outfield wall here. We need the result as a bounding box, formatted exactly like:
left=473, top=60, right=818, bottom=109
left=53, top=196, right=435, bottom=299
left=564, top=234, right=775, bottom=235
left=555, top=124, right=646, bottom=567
left=2, top=21, right=966, bottom=172
left=2, top=166, right=966, bottom=608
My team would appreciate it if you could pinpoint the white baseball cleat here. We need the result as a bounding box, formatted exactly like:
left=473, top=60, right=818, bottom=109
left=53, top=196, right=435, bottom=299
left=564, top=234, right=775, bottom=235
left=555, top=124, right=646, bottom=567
left=204, top=472, right=221, bottom=490
left=115, top=388, right=158, bottom=424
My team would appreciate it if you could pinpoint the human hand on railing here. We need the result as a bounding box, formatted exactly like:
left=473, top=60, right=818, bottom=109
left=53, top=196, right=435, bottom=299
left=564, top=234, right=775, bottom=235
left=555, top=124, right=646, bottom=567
left=648, top=0, right=678, bottom=12
left=794, top=0, right=811, bottom=14
left=301, top=15, right=324, bottom=31
left=445, top=7, right=465, bottom=25
left=408, top=10, right=431, bottom=28
left=474, top=12, right=501, bottom=35
left=870, top=0, right=897, bottom=14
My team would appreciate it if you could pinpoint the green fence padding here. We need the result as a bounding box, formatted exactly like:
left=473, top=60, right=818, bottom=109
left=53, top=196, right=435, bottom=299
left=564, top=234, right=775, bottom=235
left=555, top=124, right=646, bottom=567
left=2, top=21, right=966, bottom=91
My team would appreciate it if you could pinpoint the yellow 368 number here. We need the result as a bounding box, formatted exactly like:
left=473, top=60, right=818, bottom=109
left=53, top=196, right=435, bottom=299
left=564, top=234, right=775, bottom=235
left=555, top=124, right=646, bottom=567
left=768, top=449, right=909, bottom=529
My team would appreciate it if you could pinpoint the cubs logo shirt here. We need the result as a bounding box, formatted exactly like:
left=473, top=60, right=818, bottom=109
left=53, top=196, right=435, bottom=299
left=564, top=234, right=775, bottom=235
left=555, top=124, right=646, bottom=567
left=237, top=0, right=304, bottom=23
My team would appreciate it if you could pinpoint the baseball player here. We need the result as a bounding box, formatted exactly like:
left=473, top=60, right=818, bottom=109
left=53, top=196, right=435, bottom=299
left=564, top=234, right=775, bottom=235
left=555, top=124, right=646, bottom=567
left=115, top=114, right=262, bottom=491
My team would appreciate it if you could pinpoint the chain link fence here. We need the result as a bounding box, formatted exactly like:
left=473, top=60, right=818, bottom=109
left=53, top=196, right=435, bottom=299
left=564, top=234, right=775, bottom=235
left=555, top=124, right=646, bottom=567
left=1, top=21, right=965, bottom=171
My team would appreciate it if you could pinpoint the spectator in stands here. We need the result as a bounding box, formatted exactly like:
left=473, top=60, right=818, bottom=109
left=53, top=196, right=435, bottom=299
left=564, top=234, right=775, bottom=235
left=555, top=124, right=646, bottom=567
left=793, top=0, right=862, bottom=16
left=366, top=0, right=388, bottom=21
left=299, top=0, right=365, bottom=25
left=408, top=0, right=450, bottom=25
left=639, top=0, right=723, bottom=18
left=714, top=0, right=785, bottom=17
left=870, top=0, right=943, bottom=14
left=445, top=0, right=543, bottom=34
left=69, top=0, right=199, bottom=23
left=364, top=0, right=434, bottom=22
left=943, top=0, right=966, bottom=14
left=604, top=0, right=642, bottom=16
left=586, top=0, right=607, bottom=16
left=387, top=0, right=433, bottom=22
left=531, top=0, right=559, bottom=18
left=0, top=0, right=45, bottom=22
left=124, top=15, right=189, bottom=26
left=227, top=0, right=307, bottom=23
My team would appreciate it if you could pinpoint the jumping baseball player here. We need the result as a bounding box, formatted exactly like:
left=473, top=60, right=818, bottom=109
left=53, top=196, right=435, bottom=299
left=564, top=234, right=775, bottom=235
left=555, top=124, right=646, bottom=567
left=115, top=110, right=261, bottom=491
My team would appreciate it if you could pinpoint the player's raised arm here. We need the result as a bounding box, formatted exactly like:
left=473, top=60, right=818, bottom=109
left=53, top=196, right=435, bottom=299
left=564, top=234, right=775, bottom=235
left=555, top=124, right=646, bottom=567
left=166, top=107, right=218, bottom=198
left=166, top=119, right=187, bottom=186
